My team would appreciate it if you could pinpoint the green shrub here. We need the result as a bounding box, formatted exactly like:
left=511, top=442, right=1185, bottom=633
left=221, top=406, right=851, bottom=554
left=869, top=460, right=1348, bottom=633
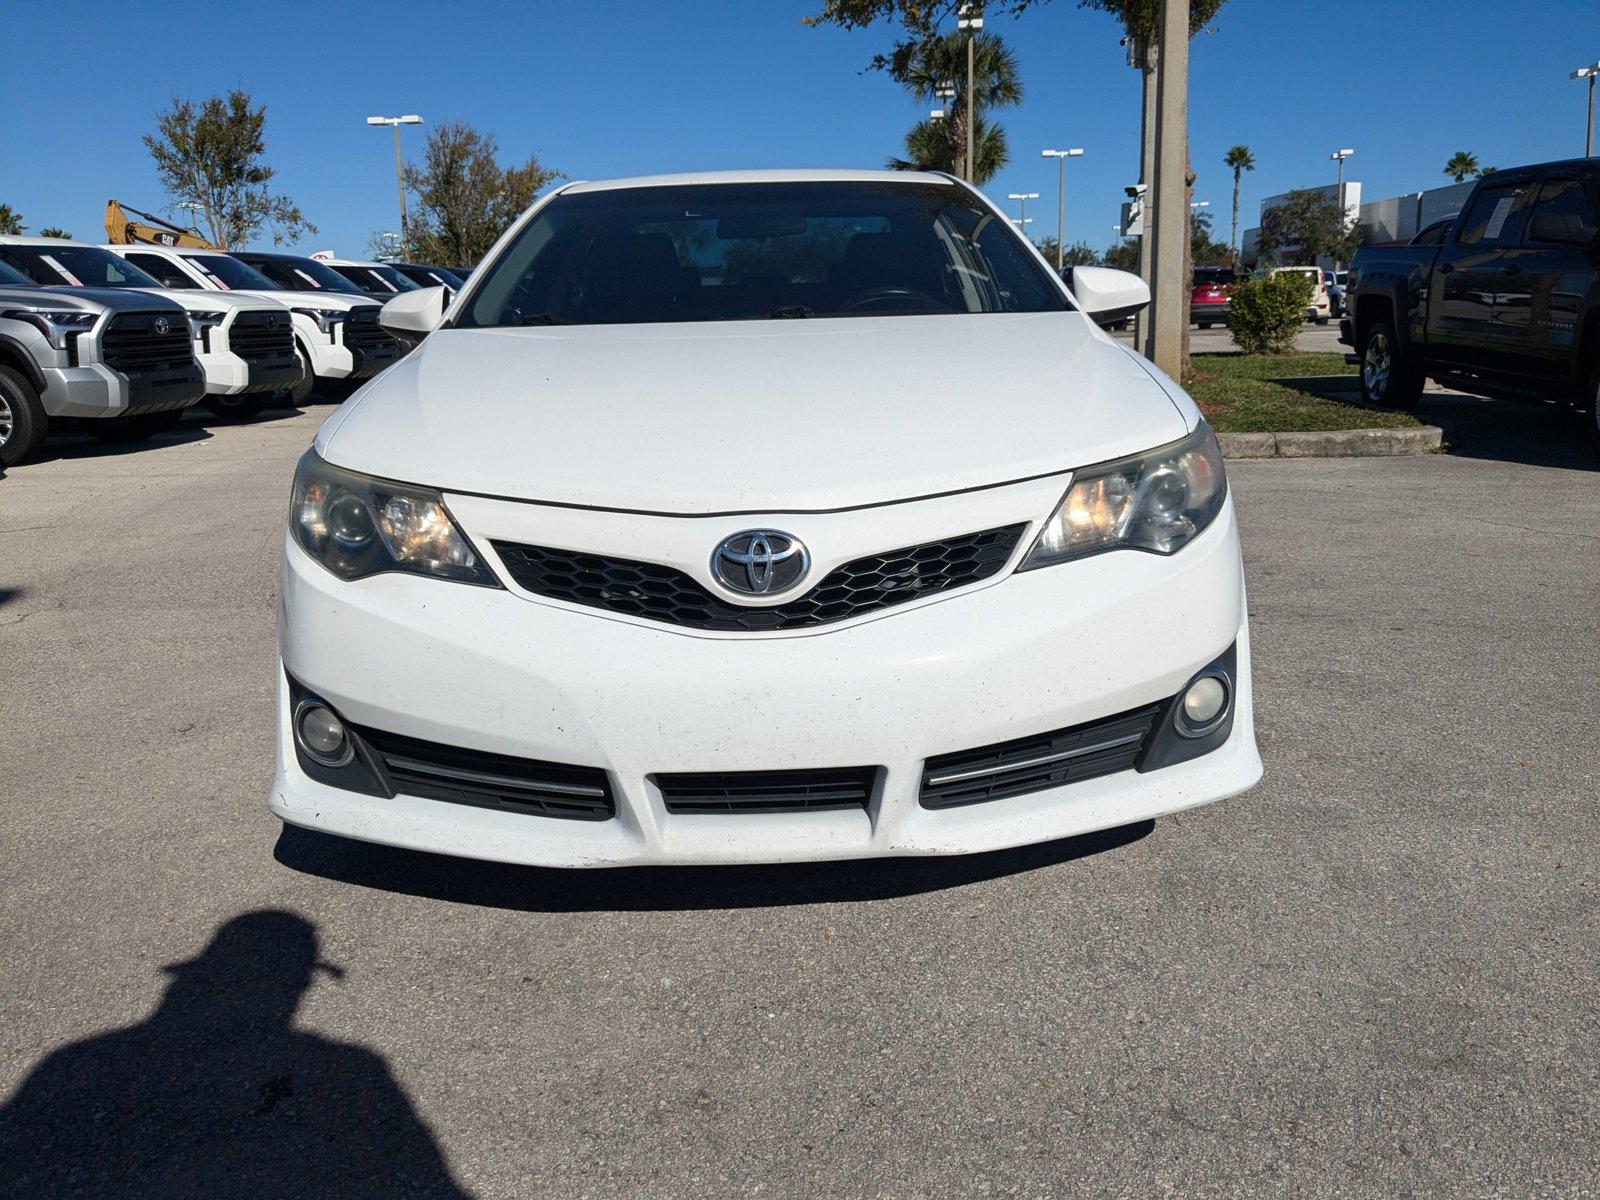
left=1226, top=271, right=1314, bottom=354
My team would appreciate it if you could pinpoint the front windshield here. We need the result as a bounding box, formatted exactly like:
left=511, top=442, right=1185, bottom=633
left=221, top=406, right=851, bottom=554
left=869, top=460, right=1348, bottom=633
left=189, top=254, right=276, bottom=291
left=458, top=180, right=1068, bottom=327
left=333, top=264, right=420, bottom=294
left=0, top=245, right=162, bottom=289
left=246, top=256, right=367, bottom=296
left=0, top=260, right=35, bottom=286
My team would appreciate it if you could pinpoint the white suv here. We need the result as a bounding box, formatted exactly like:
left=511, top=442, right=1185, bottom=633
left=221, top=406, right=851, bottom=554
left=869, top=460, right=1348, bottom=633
left=108, top=245, right=402, bottom=405
left=0, top=237, right=300, bottom=420
left=271, top=170, right=1260, bottom=869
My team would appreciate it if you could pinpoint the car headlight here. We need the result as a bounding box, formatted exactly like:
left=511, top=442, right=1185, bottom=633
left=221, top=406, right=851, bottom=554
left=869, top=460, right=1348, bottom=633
left=189, top=310, right=226, bottom=351
left=291, top=307, right=346, bottom=339
left=289, top=449, right=500, bottom=587
left=2, top=308, right=97, bottom=350
left=1019, top=423, right=1227, bottom=569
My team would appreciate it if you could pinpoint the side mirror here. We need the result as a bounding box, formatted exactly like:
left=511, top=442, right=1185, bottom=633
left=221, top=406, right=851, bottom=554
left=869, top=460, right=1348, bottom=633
left=379, top=285, right=447, bottom=338
left=1064, top=265, right=1151, bottom=326
left=1527, top=212, right=1596, bottom=246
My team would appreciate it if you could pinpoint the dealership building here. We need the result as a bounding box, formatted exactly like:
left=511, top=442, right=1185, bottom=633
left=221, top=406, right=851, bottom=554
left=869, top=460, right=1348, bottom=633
left=1241, top=179, right=1476, bottom=266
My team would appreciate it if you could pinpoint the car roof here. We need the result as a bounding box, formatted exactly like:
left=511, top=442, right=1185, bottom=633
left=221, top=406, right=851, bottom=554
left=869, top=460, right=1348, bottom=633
left=559, top=168, right=956, bottom=195
left=0, top=235, right=103, bottom=248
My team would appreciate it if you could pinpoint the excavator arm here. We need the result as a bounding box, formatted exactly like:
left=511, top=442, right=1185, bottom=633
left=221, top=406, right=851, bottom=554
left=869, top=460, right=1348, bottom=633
left=104, top=200, right=219, bottom=250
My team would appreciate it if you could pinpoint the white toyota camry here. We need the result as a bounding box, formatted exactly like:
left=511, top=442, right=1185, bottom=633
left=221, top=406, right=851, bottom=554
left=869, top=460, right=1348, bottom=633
left=272, top=169, right=1261, bottom=868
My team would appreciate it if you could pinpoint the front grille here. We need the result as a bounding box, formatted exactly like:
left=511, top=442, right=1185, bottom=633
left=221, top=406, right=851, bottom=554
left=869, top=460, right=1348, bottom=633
left=342, top=307, right=401, bottom=355
left=492, top=525, right=1025, bottom=632
left=227, top=310, right=295, bottom=363
left=657, top=767, right=878, bottom=814
left=353, top=723, right=614, bottom=821
left=919, top=703, right=1163, bottom=810
left=101, top=312, right=193, bottom=373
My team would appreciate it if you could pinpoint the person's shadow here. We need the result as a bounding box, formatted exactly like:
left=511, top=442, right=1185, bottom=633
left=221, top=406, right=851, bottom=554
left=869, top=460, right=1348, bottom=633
left=0, top=911, right=475, bottom=1199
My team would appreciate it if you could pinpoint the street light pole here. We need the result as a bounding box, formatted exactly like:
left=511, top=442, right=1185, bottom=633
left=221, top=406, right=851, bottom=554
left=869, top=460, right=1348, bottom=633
left=958, top=4, right=983, bottom=182
left=1007, top=192, right=1038, bottom=229
left=1041, top=148, right=1083, bottom=271
left=1330, top=148, right=1354, bottom=271
left=366, top=114, right=423, bottom=258
left=1573, top=63, right=1600, bottom=156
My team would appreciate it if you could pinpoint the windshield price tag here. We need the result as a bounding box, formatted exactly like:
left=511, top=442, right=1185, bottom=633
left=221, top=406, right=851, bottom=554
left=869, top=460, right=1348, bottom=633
left=1483, top=197, right=1514, bottom=241
left=41, top=255, right=83, bottom=287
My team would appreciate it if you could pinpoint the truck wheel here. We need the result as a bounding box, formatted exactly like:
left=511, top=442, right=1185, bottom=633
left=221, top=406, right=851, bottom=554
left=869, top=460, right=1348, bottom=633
left=289, top=345, right=315, bottom=406
left=1359, top=319, right=1423, bottom=411
left=0, top=364, right=48, bottom=466
left=88, top=408, right=187, bottom=444
left=204, top=394, right=268, bottom=421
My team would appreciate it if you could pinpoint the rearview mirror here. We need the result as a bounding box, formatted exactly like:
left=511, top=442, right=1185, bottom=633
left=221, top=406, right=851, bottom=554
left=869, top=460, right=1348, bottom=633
left=379, top=285, right=448, bottom=338
left=1528, top=212, right=1596, bottom=246
left=1064, top=266, right=1150, bottom=326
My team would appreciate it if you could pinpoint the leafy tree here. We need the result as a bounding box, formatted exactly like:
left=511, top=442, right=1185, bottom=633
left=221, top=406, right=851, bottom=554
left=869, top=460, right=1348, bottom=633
left=143, top=90, right=314, bottom=250
left=1103, top=239, right=1139, bottom=272
left=1256, top=188, right=1361, bottom=266
left=38, top=227, right=72, bottom=239
left=1223, top=144, right=1254, bottom=258
left=1191, top=209, right=1230, bottom=264
left=404, top=121, right=561, bottom=267
left=1444, top=151, right=1479, bottom=184
left=0, top=204, right=22, bottom=234
left=1076, top=0, right=1227, bottom=42
left=1227, top=271, right=1312, bottom=354
left=887, top=31, right=1022, bottom=182
left=1034, top=236, right=1098, bottom=266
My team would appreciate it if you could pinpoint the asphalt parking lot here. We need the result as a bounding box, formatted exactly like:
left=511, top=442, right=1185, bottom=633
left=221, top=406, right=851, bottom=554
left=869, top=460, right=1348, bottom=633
left=2, top=396, right=1597, bottom=1197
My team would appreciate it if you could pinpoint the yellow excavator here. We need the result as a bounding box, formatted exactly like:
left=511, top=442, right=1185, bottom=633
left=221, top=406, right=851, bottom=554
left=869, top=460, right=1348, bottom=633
left=103, top=200, right=218, bottom=250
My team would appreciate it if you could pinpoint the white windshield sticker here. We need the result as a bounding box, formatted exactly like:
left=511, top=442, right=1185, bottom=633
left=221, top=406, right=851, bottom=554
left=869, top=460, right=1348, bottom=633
left=205, top=274, right=231, bottom=290
left=40, top=255, right=83, bottom=287
left=293, top=268, right=323, bottom=288
left=1483, top=196, right=1514, bottom=240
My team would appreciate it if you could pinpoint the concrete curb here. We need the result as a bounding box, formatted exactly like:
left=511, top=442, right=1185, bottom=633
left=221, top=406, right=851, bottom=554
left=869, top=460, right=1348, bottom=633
left=1218, top=425, right=1445, bottom=459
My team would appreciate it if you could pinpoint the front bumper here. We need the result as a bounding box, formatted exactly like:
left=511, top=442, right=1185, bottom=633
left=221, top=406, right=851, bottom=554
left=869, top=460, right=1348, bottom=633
left=201, top=351, right=303, bottom=396
left=271, top=494, right=1261, bottom=867
left=38, top=361, right=204, bottom=419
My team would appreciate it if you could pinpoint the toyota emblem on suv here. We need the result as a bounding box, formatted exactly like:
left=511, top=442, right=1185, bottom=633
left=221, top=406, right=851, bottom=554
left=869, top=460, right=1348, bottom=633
left=711, top=530, right=809, bottom=596
left=153, top=317, right=170, bottom=335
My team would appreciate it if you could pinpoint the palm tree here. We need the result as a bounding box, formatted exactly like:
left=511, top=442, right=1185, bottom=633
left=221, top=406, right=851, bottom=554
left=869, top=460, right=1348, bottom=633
left=888, top=31, right=1023, bottom=184
left=1223, top=145, right=1255, bottom=260
left=0, top=204, right=22, bottom=235
left=1444, top=151, right=1480, bottom=184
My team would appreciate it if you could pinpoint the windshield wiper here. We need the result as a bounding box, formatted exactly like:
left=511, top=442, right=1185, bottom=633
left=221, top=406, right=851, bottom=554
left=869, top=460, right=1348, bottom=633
left=768, top=305, right=814, bottom=319
left=518, top=312, right=570, bottom=326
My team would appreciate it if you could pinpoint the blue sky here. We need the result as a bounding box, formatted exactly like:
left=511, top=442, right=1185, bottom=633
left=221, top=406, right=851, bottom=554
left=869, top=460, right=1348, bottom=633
left=1, top=0, right=1594, bottom=258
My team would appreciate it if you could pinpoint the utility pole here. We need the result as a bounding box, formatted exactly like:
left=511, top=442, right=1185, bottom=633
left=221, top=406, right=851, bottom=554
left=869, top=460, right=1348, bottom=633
left=1330, top=148, right=1354, bottom=272
left=366, top=114, right=423, bottom=259
left=1008, top=192, right=1038, bottom=229
left=1148, top=0, right=1189, bottom=378
left=1573, top=63, right=1600, bottom=156
left=1041, top=148, right=1083, bottom=271
left=959, top=4, right=983, bottom=181
left=1132, top=36, right=1159, bottom=356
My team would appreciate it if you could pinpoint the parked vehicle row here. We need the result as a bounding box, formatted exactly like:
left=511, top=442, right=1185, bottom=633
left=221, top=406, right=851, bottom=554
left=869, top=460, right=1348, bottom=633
left=1342, top=156, right=1600, bottom=450
left=0, top=237, right=424, bottom=463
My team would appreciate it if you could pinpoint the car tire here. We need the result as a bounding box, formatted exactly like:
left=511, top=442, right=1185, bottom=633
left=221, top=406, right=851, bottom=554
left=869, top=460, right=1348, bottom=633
left=87, top=408, right=186, bottom=444
left=204, top=394, right=268, bottom=421
left=0, top=364, right=48, bottom=466
left=1199, top=322, right=1213, bottom=330
left=1358, top=318, right=1423, bottom=411
left=289, top=344, right=315, bottom=407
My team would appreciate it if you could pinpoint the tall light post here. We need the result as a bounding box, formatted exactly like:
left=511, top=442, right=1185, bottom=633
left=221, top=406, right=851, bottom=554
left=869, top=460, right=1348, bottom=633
left=366, top=114, right=423, bottom=258
left=1041, top=148, right=1084, bottom=271
left=958, top=4, right=983, bottom=182
left=1331, top=148, right=1355, bottom=271
left=176, top=200, right=205, bottom=236
left=1007, top=192, right=1038, bottom=230
left=1573, top=63, right=1600, bottom=156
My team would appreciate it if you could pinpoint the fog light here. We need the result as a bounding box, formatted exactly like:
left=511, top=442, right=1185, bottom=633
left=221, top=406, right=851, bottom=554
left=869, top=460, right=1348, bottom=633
left=295, top=701, right=353, bottom=766
left=1178, top=675, right=1229, bottom=736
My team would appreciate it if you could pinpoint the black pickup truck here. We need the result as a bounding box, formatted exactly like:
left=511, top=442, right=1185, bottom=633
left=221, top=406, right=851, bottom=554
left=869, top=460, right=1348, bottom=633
left=1341, top=158, right=1600, bottom=450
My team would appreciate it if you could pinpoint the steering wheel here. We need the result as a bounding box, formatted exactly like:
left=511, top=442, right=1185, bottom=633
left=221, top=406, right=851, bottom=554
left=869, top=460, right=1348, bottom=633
left=838, top=286, right=941, bottom=313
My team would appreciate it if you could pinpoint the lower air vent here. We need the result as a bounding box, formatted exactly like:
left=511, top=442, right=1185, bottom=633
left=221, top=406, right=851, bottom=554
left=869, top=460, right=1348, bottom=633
left=919, top=704, right=1162, bottom=809
left=355, top=724, right=614, bottom=820
left=657, top=767, right=878, bottom=814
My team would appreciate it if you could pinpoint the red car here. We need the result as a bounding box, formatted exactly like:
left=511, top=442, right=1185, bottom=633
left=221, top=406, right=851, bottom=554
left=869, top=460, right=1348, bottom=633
left=1191, top=266, right=1235, bottom=328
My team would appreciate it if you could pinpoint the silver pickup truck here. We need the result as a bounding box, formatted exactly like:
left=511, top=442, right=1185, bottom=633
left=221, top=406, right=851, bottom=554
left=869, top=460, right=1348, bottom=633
left=0, top=259, right=204, bottom=464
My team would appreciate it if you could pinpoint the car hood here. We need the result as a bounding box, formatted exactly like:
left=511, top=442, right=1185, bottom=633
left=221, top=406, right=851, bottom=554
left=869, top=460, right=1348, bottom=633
left=318, top=312, right=1190, bottom=514
left=135, top=288, right=286, bottom=313
left=0, top=285, right=188, bottom=314
left=230, top=288, right=376, bottom=311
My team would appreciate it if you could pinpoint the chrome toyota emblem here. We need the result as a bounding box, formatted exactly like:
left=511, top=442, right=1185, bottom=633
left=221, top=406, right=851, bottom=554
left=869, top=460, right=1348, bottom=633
left=711, top=529, right=809, bottom=596
left=154, top=317, right=171, bottom=335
